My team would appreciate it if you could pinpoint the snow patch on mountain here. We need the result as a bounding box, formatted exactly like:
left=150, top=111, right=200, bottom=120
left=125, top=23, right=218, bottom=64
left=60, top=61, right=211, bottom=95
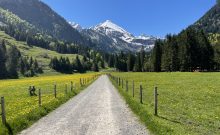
left=136, top=34, right=156, bottom=40
left=69, top=22, right=83, bottom=32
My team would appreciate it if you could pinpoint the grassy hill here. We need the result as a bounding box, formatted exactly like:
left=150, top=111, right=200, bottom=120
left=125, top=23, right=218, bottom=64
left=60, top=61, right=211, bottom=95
left=0, top=30, right=82, bottom=75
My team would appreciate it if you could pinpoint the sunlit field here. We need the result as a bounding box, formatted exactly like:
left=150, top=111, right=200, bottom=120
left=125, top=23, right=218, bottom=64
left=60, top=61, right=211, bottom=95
left=110, top=72, right=220, bottom=135
left=0, top=73, right=99, bottom=134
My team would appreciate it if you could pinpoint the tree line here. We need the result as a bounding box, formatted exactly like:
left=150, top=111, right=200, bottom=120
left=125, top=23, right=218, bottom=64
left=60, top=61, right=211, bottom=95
left=0, top=7, right=95, bottom=57
left=49, top=50, right=107, bottom=74
left=151, top=28, right=213, bottom=72
left=104, top=47, right=148, bottom=72
left=106, top=28, right=219, bottom=72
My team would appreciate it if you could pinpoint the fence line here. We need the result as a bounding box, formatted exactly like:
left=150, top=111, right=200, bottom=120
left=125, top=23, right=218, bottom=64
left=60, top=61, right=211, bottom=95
left=0, top=74, right=100, bottom=125
left=108, top=74, right=159, bottom=116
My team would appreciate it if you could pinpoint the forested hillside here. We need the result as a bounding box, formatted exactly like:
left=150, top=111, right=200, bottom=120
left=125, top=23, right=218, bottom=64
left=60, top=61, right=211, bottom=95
left=0, top=7, right=107, bottom=79
left=0, top=37, right=42, bottom=79
left=191, top=2, right=220, bottom=34
left=0, top=0, right=85, bottom=43
left=0, top=7, right=91, bottom=55
left=0, top=29, right=108, bottom=79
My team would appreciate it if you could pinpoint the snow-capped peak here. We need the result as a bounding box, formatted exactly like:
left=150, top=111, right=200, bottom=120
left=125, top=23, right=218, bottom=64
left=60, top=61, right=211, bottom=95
left=93, top=20, right=134, bottom=43
left=69, top=22, right=82, bottom=32
left=95, top=20, right=131, bottom=35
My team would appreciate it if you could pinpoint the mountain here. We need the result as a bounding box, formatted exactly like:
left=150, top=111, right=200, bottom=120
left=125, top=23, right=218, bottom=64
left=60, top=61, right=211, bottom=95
left=0, top=0, right=84, bottom=43
left=81, top=20, right=157, bottom=52
left=191, top=3, right=220, bottom=34
left=0, top=0, right=157, bottom=53
left=69, top=22, right=83, bottom=32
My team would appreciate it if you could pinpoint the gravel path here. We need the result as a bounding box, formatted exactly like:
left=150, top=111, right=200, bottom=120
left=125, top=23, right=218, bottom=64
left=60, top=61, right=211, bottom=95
left=20, top=75, right=149, bottom=135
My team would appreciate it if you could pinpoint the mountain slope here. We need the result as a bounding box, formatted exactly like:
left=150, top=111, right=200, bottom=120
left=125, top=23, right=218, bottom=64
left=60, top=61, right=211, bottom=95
left=0, top=7, right=38, bottom=37
left=80, top=20, right=157, bottom=53
left=69, top=22, right=83, bottom=32
left=191, top=3, right=220, bottom=34
left=0, top=30, right=81, bottom=74
left=0, top=0, right=84, bottom=43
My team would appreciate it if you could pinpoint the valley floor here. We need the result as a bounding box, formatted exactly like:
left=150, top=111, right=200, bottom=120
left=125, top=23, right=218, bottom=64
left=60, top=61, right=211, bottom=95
left=110, top=72, right=220, bottom=135
left=19, top=75, right=149, bottom=135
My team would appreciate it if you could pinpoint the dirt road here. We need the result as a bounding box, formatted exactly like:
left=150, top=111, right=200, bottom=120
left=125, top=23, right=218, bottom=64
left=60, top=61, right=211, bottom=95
left=20, top=75, right=149, bottom=135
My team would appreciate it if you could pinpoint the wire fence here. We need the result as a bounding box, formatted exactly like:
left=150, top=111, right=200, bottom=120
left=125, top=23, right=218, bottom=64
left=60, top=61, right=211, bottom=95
left=108, top=74, right=159, bottom=116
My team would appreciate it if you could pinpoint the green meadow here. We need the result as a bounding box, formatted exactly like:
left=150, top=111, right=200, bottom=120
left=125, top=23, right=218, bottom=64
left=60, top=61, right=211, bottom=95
left=110, top=72, right=220, bottom=135
left=0, top=73, right=98, bottom=134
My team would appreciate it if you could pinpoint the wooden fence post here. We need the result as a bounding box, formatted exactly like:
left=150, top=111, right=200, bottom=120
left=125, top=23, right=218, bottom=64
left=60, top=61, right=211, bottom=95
left=54, top=84, right=57, bottom=98
left=119, top=78, right=121, bottom=86
left=1, top=97, right=6, bottom=125
left=71, top=81, right=73, bottom=92
left=126, top=80, right=128, bottom=92
left=82, top=78, right=84, bottom=85
left=122, top=79, right=124, bottom=89
left=132, top=80, right=135, bottom=97
left=65, top=84, right=68, bottom=95
left=39, top=89, right=42, bottom=107
left=154, top=86, right=158, bottom=116
left=80, top=78, right=81, bottom=87
left=140, top=85, right=143, bottom=104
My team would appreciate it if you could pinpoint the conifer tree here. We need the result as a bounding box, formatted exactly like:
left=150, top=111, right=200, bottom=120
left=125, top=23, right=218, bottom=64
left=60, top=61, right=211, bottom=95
left=6, top=46, right=21, bottom=78
left=74, top=55, right=84, bottom=73
left=140, top=46, right=145, bottom=71
left=92, top=62, right=99, bottom=72
left=152, top=40, right=162, bottom=72
left=20, top=58, right=26, bottom=75
left=100, top=59, right=105, bottom=68
left=127, top=53, right=135, bottom=72
left=108, top=55, right=114, bottom=67
left=133, top=53, right=142, bottom=72
left=0, top=40, right=7, bottom=79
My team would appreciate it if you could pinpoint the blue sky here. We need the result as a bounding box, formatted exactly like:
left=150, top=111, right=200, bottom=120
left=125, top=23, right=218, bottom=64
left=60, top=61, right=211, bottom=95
left=42, top=0, right=216, bottom=37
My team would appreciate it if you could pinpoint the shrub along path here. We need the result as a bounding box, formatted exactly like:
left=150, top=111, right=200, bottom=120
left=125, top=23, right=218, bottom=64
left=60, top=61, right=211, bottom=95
left=20, top=75, right=149, bottom=135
